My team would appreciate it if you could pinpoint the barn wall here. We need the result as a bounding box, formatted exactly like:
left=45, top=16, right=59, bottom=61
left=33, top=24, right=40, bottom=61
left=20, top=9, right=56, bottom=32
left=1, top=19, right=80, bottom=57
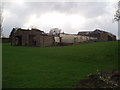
left=60, top=34, right=74, bottom=43
left=99, top=33, right=108, bottom=41
left=42, top=36, right=54, bottom=46
left=74, top=35, right=89, bottom=43
left=38, top=36, right=54, bottom=46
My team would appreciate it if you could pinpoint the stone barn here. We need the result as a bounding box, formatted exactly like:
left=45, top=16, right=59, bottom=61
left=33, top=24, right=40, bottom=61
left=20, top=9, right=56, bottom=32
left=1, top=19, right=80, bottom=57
left=10, top=28, right=54, bottom=46
left=78, top=29, right=116, bottom=41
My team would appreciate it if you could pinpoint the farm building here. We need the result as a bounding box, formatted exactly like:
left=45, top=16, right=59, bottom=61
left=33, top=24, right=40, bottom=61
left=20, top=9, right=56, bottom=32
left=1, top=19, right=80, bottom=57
left=73, top=35, right=97, bottom=43
left=78, top=29, right=116, bottom=41
left=10, top=28, right=116, bottom=46
left=54, top=33, right=97, bottom=45
left=10, top=28, right=54, bottom=46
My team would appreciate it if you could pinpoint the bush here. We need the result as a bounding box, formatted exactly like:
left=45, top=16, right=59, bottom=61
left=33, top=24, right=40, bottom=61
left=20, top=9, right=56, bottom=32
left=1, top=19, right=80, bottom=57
left=75, top=70, right=120, bottom=88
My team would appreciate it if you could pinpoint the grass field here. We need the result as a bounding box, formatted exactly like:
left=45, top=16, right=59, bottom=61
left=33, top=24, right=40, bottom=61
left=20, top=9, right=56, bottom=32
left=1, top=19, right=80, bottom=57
left=2, top=41, right=119, bottom=88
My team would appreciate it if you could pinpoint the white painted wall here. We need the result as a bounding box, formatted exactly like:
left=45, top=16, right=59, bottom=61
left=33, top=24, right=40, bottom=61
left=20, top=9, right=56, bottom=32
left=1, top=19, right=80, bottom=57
left=60, top=33, right=74, bottom=43
left=56, top=34, right=98, bottom=43
left=54, top=36, right=60, bottom=43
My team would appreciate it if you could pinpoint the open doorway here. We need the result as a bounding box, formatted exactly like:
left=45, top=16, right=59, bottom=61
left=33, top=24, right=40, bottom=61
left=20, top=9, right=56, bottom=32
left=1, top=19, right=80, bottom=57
left=29, top=35, right=36, bottom=46
left=15, top=36, right=22, bottom=46
left=108, top=35, right=113, bottom=41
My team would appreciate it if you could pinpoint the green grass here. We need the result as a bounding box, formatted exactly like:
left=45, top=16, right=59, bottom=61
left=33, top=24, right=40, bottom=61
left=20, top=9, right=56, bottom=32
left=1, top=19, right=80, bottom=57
left=2, top=41, right=119, bottom=88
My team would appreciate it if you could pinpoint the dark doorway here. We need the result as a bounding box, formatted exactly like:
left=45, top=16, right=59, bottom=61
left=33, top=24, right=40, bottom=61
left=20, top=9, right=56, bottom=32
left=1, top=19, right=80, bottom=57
left=74, top=37, right=77, bottom=43
left=29, top=35, right=36, bottom=46
left=108, top=35, right=113, bottom=41
left=15, top=36, right=22, bottom=46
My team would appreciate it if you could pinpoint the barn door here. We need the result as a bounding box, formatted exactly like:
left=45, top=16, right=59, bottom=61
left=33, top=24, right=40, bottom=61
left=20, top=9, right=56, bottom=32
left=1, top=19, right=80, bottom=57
left=29, top=35, right=36, bottom=46
left=15, top=36, right=22, bottom=46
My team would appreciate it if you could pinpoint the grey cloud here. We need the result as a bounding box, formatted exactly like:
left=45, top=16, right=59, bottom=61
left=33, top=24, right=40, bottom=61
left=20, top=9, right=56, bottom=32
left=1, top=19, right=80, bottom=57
left=25, top=2, right=109, bottom=18
left=3, top=2, right=110, bottom=20
left=2, top=2, right=118, bottom=38
left=51, top=2, right=108, bottom=18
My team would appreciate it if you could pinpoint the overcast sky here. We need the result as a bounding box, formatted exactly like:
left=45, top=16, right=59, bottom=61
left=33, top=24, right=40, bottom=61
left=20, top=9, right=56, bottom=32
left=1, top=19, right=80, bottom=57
left=1, top=0, right=119, bottom=38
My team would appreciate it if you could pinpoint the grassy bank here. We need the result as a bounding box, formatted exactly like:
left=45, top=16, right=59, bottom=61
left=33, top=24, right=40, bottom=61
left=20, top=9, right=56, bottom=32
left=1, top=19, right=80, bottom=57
left=2, top=41, right=119, bottom=88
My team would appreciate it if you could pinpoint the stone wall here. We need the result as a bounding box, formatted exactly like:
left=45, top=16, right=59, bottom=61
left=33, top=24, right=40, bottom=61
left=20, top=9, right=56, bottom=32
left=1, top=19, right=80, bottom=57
left=10, top=28, right=54, bottom=46
left=2, top=38, right=10, bottom=43
left=78, top=29, right=116, bottom=41
left=39, top=36, right=54, bottom=46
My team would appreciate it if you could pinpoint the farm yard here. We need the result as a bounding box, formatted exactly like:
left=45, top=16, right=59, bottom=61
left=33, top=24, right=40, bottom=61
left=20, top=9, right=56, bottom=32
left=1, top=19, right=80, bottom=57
left=2, top=41, right=119, bottom=88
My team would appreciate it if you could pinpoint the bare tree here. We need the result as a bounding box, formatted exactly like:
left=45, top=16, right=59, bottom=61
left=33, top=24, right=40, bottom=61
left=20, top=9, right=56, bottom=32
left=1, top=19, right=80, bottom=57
left=114, top=1, right=120, bottom=39
left=49, top=28, right=61, bottom=36
left=114, top=1, right=120, bottom=20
